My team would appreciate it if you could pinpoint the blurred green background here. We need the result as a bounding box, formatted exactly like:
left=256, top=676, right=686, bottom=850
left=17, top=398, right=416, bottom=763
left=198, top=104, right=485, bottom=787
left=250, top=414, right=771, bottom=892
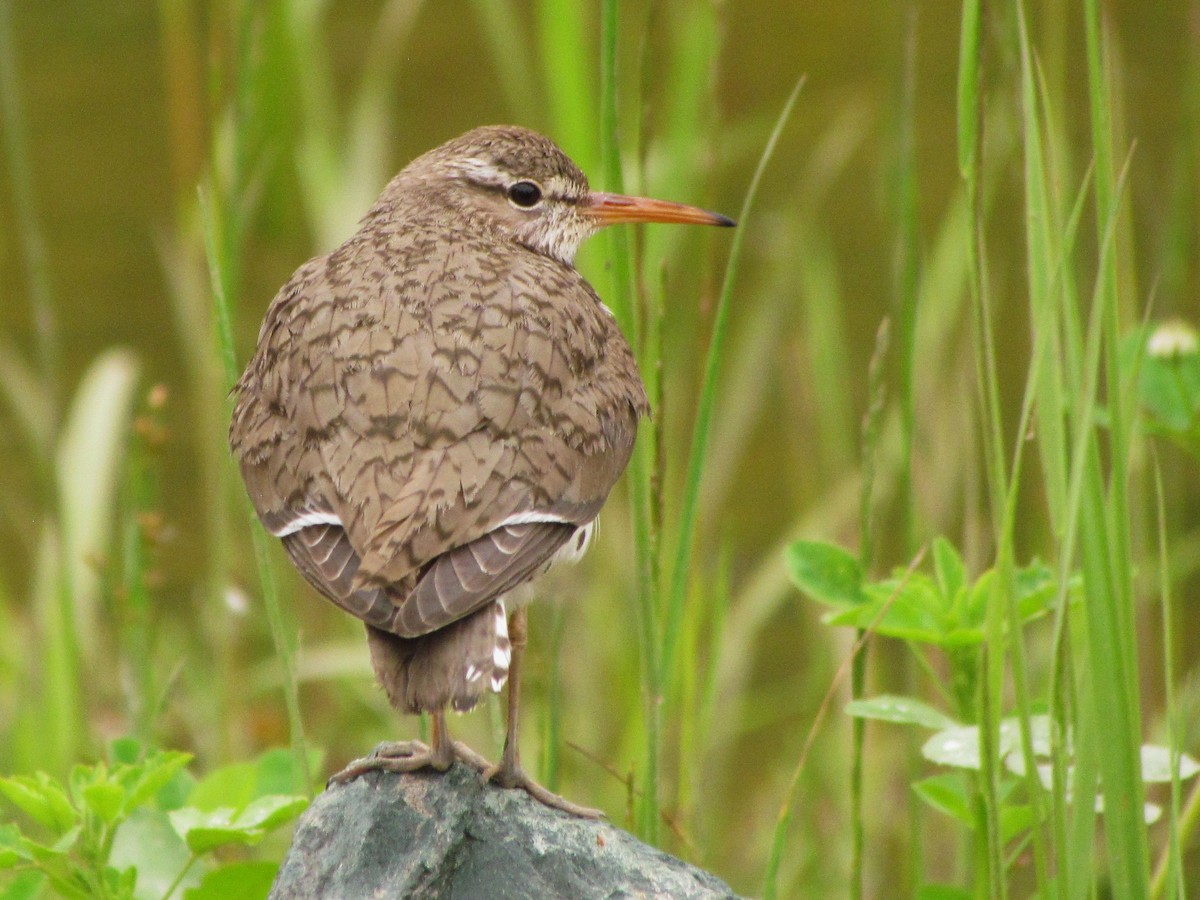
left=2, top=0, right=1200, bottom=896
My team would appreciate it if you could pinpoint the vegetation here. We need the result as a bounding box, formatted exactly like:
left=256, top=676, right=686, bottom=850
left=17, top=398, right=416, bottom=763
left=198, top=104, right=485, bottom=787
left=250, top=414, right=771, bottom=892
left=2, top=1, right=1199, bottom=896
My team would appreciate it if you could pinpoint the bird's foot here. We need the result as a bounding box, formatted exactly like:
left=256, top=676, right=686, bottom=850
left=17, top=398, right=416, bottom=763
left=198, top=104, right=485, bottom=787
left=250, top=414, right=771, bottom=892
left=326, top=739, right=494, bottom=787
left=328, top=740, right=600, bottom=819
left=481, top=760, right=603, bottom=819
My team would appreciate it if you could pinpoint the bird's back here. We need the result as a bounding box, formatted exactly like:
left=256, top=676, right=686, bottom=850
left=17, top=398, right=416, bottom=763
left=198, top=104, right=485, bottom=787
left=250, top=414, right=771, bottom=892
left=230, top=214, right=647, bottom=643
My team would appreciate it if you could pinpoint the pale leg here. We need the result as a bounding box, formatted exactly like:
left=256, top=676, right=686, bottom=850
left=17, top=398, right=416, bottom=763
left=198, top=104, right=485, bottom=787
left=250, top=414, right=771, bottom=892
left=483, top=606, right=602, bottom=818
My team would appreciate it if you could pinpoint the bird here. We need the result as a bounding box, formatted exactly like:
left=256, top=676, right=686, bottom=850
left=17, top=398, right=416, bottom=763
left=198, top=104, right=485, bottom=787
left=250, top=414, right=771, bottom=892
left=229, top=124, right=733, bottom=817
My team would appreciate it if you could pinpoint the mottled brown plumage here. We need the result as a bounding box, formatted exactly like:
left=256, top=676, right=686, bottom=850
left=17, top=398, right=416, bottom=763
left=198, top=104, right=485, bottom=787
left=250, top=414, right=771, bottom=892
left=229, top=125, right=732, bottom=816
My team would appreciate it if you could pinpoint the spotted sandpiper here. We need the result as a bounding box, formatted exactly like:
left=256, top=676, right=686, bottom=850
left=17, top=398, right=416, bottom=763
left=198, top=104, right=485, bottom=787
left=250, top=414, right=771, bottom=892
left=229, top=125, right=733, bottom=816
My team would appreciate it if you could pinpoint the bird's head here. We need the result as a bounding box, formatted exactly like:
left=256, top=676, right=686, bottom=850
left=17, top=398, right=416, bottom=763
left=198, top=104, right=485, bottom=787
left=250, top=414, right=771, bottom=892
left=376, top=125, right=734, bottom=265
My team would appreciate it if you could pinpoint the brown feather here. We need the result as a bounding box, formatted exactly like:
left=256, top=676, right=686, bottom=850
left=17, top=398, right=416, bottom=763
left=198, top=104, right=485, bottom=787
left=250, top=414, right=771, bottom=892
left=228, top=126, right=650, bottom=714
left=366, top=602, right=511, bottom=714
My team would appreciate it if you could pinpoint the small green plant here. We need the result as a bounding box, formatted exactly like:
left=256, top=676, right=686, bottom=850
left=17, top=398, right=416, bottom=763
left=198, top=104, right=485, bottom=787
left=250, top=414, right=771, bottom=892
left=788, top=537, right=1067, bottom=723
left=0, top=740, right=308, bottom=900
left=788, top=537, right=1064, bottom=648
left=1132, top=319, right=1200, bottom=460
left=845, top=698, right=1200, bottom=839
left=788, top=536, right=1200, bottom=892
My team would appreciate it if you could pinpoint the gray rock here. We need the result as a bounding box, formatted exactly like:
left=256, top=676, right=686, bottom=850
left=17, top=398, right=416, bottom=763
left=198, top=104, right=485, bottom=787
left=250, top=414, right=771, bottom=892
left=270, top=764, right=740, bottom=900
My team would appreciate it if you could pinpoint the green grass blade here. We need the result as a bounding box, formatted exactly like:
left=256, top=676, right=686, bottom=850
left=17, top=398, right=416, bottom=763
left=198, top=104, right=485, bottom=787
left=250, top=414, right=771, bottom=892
left=854, top=317, right=891, bottom=899
left=892, top=11, right=920, bottom=556
left=27, top=525, right=74, bottom=776
left=598, top=0, right=661, bottom=841
left=1148, top=454, right=1184, bottom=900
left=0, top=333, right=56, bottom=463
left=536, top=0, right=594, bottom=170
left=57, top=350, right=141, bottom=667
left=33, top=350, right=139, bottom=775
left=661, top=74, right=805, bottom=722
left=200, top=184, right=313, bottom=798
left=956, top=0, right=983, bottom=180
left=1079, top=2, right=1149, bottom=892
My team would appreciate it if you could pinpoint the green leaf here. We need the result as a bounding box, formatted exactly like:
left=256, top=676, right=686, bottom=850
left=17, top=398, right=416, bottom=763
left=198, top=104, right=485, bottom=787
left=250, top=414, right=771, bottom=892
left=996, top=714, right=1059, bottom=776
left=999, top=803, right=1035, bottom=842
left=0, top=869, right=46, bottom=900
left=186, top=763, right=256, bottom=814
left=155, top=768, right=196, bottom=814
left=184, top=861, right=278, bottom=900
left=106, top=863, right=138, bottom=899
left=922, top=720, right=1022, bottom=770
left=0, top=775, right=78, bottom=834
left=234, top=795, right=308, bottom=832
left=169, top=807, right=260, bottom=854
left=169, top=795, right=306, bottom=855
left=845, top=695, right=959, bottom=730
left=108, top=738, right=143, bottom=767
left=25, top=825, right=80, bottom=860
left=252, top=749, right=312, bottom=798
left=82, top=781, right=126, bottom=825
left=785, top=541, right=867, bottom=607
left=912, top=773, right=973, bottom=827
left=964, top=569, right=992, bottom=630
left=21, top=830, right=88, bottom=898
left=881, top=574, right=956, bottom=634
left=109, top=808, right=197, bottom=900
left=0, top=823, right=28, bottom=868
left=0, top=829, right=88, bottom=899
left=932, top=537, right=966, bottom=603
left=67, top=764, right=98, bottom=811
left=123, top=751, right=193, bottom=812
left=243, top=747, right=322, bottom=800
left=1013, top=559, right=1058, bottom=621
left=827, top=576, right=985, bottom=646
left=1137, top=323, right=1200, bottom=431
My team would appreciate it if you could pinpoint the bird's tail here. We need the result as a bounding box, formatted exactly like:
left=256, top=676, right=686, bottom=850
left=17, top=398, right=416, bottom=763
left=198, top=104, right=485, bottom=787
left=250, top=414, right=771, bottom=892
left=365, top=600, right=511, bottom=714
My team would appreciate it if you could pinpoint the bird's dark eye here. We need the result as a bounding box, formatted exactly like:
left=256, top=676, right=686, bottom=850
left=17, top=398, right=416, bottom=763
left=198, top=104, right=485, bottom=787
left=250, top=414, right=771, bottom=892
left=507, top=180, right=543, bottom=208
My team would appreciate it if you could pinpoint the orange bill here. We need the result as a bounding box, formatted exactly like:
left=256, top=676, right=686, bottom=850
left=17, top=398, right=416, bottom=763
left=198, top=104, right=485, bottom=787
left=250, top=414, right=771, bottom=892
left=585, top=192, right=735, bottom=228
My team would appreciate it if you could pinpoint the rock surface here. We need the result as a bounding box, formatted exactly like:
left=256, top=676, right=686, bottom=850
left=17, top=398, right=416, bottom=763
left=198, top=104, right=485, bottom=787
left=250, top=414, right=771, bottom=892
left=269, top=764, right=740, bottom=899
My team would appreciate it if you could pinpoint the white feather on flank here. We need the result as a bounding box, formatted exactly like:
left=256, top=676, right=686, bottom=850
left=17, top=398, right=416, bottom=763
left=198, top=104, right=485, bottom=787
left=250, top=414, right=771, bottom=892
left=495, top=510, right=573, bottom=527
left=552, top=520, right=595, bottom=564
left=493, top=513, right=596, bottom=567
left=270, top=510, right=343, bottom=537
left=491, top=601, right=511, bottom=692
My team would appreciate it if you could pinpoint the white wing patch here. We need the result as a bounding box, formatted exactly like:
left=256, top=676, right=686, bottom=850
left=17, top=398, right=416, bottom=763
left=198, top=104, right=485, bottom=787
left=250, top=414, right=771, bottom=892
left=271, top=510, right=343, bottom=537
left=496, top=510, right=574, bottom=527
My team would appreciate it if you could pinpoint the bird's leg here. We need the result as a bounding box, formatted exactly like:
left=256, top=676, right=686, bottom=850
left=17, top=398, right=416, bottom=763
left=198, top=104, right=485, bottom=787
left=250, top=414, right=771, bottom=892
left=483, top=606, right=602, bottom=818
left=327, top=709, right=491, bottom=786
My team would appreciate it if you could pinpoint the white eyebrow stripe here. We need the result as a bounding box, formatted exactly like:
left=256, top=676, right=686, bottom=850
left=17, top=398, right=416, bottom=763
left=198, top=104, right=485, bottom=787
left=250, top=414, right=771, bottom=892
left=455, top=159, right=507, bottom=184
left=454, top=162, right=579, bottom=204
